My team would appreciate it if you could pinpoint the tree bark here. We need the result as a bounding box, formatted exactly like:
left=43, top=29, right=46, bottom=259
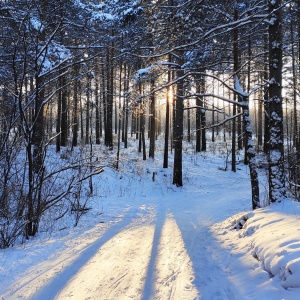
left=268, top=0, right=285, bottom=203
left=56, top=75, right=62, bottom=152
left=85, top=75, right=91, bottom=145
left=163, top=71, right=171, bottom=168
left=232, top=3, right=239, bottom=172
left=173, top=55, right=184, bottom=187
left=95, top=66, right=101, bottom=145
left=72, top=66, right=79, bottom=148
left=200, top=74, right=206, bottom=151
left=149, top=77, right=156, bottom=158
left=234, top=76, right=260, bottom=209
left=195, top=93, right=201, bottom=152
left=105, top=48, right=113, bottom=149
left=241, top=96, right=260, bottom=209
left=263, top=31, right=270, bottom=154
left=60, top=75, right=68, bottom=147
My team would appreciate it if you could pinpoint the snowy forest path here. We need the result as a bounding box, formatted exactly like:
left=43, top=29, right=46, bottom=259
left=1, top=154, right=252, bottom=300
left=3, top=203, right=242, bottom=300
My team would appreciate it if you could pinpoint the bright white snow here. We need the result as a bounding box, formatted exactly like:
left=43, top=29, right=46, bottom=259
left=0, top=141, right=300, bottom=300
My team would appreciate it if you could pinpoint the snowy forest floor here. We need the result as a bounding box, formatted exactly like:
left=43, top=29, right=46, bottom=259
left=1, top=141, right=300, bottom=300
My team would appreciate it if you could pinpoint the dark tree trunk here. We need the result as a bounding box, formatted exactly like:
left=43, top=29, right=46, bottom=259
left=61, top=75, right=68, bottom=147
left=199, top=73, right=206, bottom=151
left=32, top=78, right=45, bottom=175
left=195, top=94, right=201, bottom=152
left=123, top=66, right=130, bottom=149
left=138, top=83, right=143, bottom=153
left=187, top=99, right=191, bottom=143
left=121, top=64, right=126, bottom=143
left=72, top=70, right=79, bottom=148
left=263, top=31, right=270, bottom=154
left=95, top=67, right=101, bottom=145
left=268, top=0, right=285, bottom=203
left=211, top=77, right=215, bottom=143
left=80, top=93, right=84, bottom=142
left=56, top=77, right=62, bottom=152
left=195, top=72, right=206, bottom=152
left=105, top=48, right=113, bottom=149
left=163, top=73, right=171, bottom=168
left=85, top=77, right=90, bottom=145
left=296, top=0, right=300, bottom=189
left=149, top=78, right=156, bottom=158
left=56, top=73, right=68, bottom=150
left=232, top=3, right=239, bottom=172
left=142, top=114, right=146, bottom=160
left=232, top=102, right=237, bottom=172
left=101, top=58, right=106, bottom=140
left=124, top=96, right=129, bottom=149
left=116, top=111, right=121, bottom=170
left=173, top=56, right=184, bottom=187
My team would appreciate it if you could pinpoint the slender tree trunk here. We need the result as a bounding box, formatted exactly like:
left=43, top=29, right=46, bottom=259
left=149, top=77, right=156, bottom=158
left=196, top=72, right=206, bottom=152
left=105, top=48, right=113, bottom=149
left=196, top=92, right=201, bottom=152
left=85, top=77, right=90, bottom=145
left=124, top=96, right=129, bottom=149
left=56, top=75, right=62, bottom=152
left=32, top=77, right=44, bottom=174
left=172, top=84, right=176, bottom=151
left=290, top=16, right=300, bottom=194
left=200, top=73, right=206, bottom=151
left=236, top=79, right=260, bottom=209
left=115, top=91, right=118, bottom=135
left=232, top=102, right=237, bottom=172
left=101, top=58, right=106, bottom=139
left=263, top=31, right=270, bottom=154
left=121, top=64, right=126, bottom=143
left=80, top=93, right=84, bottom=142
left=173, top=55, right=184, bottom=187
left=123, top=65, right=130, bottom=149
left=61, top=75, right=68, bottom=147
left=296, top=0, right=300, bottom=189
left=187, top=99, right=191, bottom=143
left=139, top=111, right=142, bottom=153
left=95, top=67, right=101, bottom=145
left=116, top=112, right=121, bottom=170
left=99, top=87, right=103, bottom=139
left=136, top=112, right=140, bottom=140
left=268, top=0, right=285, bottom=203
left=232, top=3, right=239, bottom=172
left=56, top=73, right=68, bottom=150
left=237, top=107, right=243, bottom=150
left=212, top=75, right=215, bottom=143
left=138, top=83, right=143, bottom=153
left=163, top=71, right=171, bottom=168
left=142, top=114, right=146, bottom=161
left=72, top=68, right=79, bottom=148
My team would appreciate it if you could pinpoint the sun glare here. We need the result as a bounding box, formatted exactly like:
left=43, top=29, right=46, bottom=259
left=167, top=86, right=173, bottom=103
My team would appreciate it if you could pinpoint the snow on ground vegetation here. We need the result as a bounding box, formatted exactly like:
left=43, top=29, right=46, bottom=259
left=0, top=139, right=300, bottom=299
left=215, top=200, right=300, bottom=299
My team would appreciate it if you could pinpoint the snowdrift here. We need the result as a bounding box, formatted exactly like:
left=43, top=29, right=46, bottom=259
left=215, top=200, right=300, bottom=299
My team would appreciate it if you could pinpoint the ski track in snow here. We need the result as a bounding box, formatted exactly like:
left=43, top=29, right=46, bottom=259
left=0, top=153, right=252, bottom=300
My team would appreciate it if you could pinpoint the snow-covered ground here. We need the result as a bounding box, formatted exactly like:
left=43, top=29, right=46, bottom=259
left=1, top=142, right=300, bottom=299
